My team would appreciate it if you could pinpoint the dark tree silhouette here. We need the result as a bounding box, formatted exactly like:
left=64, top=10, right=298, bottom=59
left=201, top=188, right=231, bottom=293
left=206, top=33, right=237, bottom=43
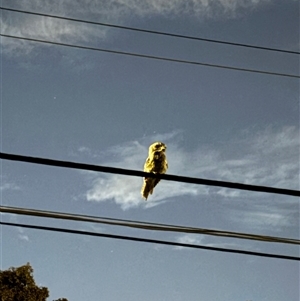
left=0, top=263, right=68, bottom=301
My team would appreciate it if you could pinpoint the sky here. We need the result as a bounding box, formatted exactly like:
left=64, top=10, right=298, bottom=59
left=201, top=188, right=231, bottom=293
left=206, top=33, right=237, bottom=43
left=0, top=0, right=299, bottom=300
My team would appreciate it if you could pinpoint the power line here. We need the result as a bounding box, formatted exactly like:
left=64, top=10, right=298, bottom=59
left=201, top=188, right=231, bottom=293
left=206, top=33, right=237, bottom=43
left=1, top=205, right=299, bottom=245
left=1, top=152, right=299, bottom=197
left=1, top=6, right=299, bottom=55
left=1, top=34, right=299, bottom=79
left=1, top=221, right=299, bottom=261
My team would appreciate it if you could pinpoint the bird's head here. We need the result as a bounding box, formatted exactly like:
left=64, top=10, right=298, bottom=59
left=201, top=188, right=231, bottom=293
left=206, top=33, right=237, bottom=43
left=149, top=141, right=167, bottom=155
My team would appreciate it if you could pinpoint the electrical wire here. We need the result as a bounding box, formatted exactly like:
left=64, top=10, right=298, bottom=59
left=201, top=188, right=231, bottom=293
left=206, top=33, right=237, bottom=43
left=1, top=205, right=299, bottom=245
left=1, top=221, right=299, bottom=261
left=1, top=152, right=299, bottom=197
left=1, top=34, right=299, bottom=79
left=1, top=6, right=299, bottom=55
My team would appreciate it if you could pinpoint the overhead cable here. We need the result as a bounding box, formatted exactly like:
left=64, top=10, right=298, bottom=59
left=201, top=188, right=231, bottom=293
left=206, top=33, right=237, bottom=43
left=1, top=205, right=299, bottom=245
left=1, top=6, right=299, bottom=55
left=1, top=221, right=299, bottom=261
left=1, top=34, right=299, bottom=79
left=1, top=152, right=299, bottom=197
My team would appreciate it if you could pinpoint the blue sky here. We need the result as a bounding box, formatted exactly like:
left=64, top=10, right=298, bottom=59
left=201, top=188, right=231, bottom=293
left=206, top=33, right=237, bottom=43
left=1, top=0, right=299, bottom=300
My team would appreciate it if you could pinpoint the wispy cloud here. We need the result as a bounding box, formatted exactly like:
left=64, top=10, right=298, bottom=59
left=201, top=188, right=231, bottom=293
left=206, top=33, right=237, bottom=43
left=0, top=181, right=20, bottom=192
left=173, top=234, right=242, bottom=251
left=0, top=212, right=30, bottom=242
left=230, top=202, right=299, bottom=231
left=82, top=125, right=299, bottom=210
left=17, top=227, right=30, bottom=242
left=0, top=10, right=107, bottom=56
left=173, top=234, right=204, bottom=250
left=1, top=0, right=272, bottom=57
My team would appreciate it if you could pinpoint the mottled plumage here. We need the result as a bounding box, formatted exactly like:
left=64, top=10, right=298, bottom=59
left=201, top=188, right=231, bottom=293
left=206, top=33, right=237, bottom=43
left=141, top=141, right=168, bottom=200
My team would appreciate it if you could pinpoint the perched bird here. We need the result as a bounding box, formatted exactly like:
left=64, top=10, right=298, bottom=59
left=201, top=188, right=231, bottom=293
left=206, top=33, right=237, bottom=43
left=141, top=141, right=168, bottom=200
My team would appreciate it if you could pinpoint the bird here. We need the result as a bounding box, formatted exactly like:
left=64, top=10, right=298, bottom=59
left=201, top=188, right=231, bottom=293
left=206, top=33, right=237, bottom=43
left=141, top=141, right=168, bottom=200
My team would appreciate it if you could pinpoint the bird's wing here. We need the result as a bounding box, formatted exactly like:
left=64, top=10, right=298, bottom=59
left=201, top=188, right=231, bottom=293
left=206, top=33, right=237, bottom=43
left=143, top=157, right=152, bottom=172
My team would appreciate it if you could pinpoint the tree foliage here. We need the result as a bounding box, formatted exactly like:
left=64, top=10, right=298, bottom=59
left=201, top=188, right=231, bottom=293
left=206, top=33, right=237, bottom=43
left=0, top=263, right=68, bottom=301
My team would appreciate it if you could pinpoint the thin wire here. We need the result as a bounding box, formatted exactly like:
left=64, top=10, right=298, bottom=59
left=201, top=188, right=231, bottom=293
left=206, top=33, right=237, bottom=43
left=1, top=152, right=299, bottom=197
left=1, top=205, right=299, bottom=245
left=1, top=7, right=299, bottom=55
left=1, top=221, right=299, bottom=261
left=1, top=34, right=299, bottom=79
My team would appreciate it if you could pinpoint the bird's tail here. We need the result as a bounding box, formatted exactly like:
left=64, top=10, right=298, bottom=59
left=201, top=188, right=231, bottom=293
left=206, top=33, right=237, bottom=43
left=141, top=178, right=155, bottom=200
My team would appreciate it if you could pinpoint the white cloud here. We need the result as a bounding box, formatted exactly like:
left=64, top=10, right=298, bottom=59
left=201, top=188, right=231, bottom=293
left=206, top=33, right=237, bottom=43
left=83, top=125, right=299, bottom=210
left=174, top=234, right=204, bottom=250
left=78, top=146, right=91, bottom=153
left=173, top=234, right=242, bottom=250
left=17, top=227, right=30, bottom=242
left=211, top=126, right=299, bottom=195
left=18, top=234, right=30, bottom=242
left=245, top=212, right=291, bottom=228
left=0, top=212, right=30, bottom=241
left=0, top=10, right=107, bottom=56
left=230, top=203, right=298, bottom=231
left=0, top=182, right=20, bottom=191
left=1, top=0, right=272, bottom=57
